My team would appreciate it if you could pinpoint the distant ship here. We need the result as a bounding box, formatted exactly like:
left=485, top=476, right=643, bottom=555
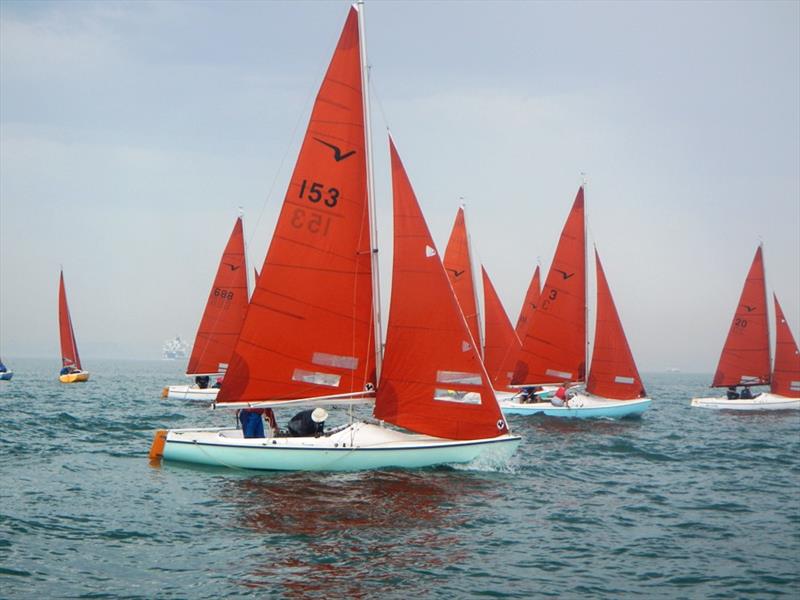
left=162, top=336, right=189, bottom=360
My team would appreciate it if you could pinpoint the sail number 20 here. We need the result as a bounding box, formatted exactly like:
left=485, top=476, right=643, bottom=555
left=299, top=179, right=339, bottom=208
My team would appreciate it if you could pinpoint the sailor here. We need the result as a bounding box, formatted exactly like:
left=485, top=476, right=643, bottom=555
left=195, top=375, right=210, bottom=389
left=726, top=386, right=740, bottom=400
left=212, top=376, right=224, bottom=389
left=739, top=386, right=753, bottom=399
left=287, top=407, right=328, bottom=437
left=550, top=385, right=569, bottom=407
left=238, top=408, right=277, bottom=439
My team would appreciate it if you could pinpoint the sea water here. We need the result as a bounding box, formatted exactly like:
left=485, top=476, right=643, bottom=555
left=1, top=359, right=798, bottom=598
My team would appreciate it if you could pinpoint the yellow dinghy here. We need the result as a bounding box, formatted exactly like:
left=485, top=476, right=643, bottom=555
left=58, top=270, right=90, bottom=384
left=59, top=370, right=90, bottom=384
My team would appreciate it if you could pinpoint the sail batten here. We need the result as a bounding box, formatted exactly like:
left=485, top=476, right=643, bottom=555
left=217, top=7, right=375, bottom=404
left=711, top=246, right=771, bottom=388
left=373, top=139, right=508, bottom=440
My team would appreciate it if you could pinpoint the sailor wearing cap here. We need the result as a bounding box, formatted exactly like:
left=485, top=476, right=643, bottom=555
left=287, top=407, right=329, bottom=437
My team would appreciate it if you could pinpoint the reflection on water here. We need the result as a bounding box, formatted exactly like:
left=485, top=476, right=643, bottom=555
left=217, top=471, right=493, bottom=597
left=515, top=414, right=644, bottom=437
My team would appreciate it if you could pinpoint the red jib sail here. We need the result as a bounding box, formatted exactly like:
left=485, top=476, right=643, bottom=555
left=771, top=294, right=800, bottom=397
left=218, top=7, right=374, bottom=402
left=481, top=266, right=522, bottom=390
left=373, top=139, right=508, bottom=440
left=586, top=250, right=646, bottom=399
left=186, top=217, right=249, bottom=376
left=513, top=187, right=586, bottom=385
left=712, top=246, right=771, bottom=387
left=443, top=207, right=482, bottom=352
left=58, top=270, right=82, bottom=370
left=515, top=264, right=541, bottom=337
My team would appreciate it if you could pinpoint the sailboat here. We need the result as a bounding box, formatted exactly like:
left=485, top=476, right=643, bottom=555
left=500, top=187, right=651, bottom=418
left=58, top=270, right=89, bottom=383
left=481, top=265, right=522, bottom=391
left=443, top=206, right=483, bottom=352
left=0, top=358, right=12, bottom=381
left=442, top=207, right=522, bottom=391
left=149, top=5, right=519, bottom=471
left=515, top=264, right=540, bottom=338
left=691, top=246, right=800, bottom=410
left=163, top=216, right=249, bottom=400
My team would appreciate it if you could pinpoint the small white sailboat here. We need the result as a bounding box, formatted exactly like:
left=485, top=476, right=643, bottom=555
left=0, top=358, right=12, bottom=381
left=499, top=188, right=651, bottom=418
left=163, top=216, right=249, bottom=401
left=149, top=4, right=519, bottom=471
left=692, top=246, right=800, bottom=410
left=58, top=270, right=89, bottom=383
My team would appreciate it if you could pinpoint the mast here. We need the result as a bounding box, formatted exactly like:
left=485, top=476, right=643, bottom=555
left=461, top=200, right=484, bottom=353
left=582, top=176, right=589, bottom=383
left=357, top=0, right=383, bottom=383
left=761, top=241, right=772, bottom=378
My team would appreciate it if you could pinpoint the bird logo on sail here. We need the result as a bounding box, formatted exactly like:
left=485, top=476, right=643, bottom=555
left=555, top=269, right=575, bottom=280
left=314, top=137, right=356, bottom=162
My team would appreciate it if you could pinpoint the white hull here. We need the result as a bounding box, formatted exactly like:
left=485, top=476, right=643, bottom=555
left=158, top=422, right=521, bottom=471
left=165, top=385, right=219, bottom=401
left=691, top=392, right=800, bottom=411
left=500, top=393, right=651, bottom=419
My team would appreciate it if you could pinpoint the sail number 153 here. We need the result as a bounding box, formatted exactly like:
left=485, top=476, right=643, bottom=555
left=299, top=179, right=339, bottom=208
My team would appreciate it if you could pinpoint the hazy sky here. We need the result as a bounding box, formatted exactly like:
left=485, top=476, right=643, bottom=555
left=1, top=0, right=798, bottom=373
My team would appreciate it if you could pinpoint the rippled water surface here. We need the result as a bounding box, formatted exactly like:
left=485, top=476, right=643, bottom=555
left=1, top=359, right=799, bottom=598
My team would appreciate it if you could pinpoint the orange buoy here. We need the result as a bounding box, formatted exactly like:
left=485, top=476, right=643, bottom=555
left=149, top=429, right=168, bottom=461
left=161, top=387, right=169, bottom=398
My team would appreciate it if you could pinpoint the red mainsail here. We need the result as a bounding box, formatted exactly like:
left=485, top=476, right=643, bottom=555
left=586, top=250, right=646, bottom=399
left=443, top=207, right=482, bottom=352
left=711, top=246, right=771, bottom=388
left=186, top=217, right=249, bottom=376
left=515, top=264, right=541, bottom=337
left=771, top=294, right=800, bottom=397
left=217, top=7, right=375, bottom=402
left=58, top=270, right=82, bottom=370
left=481, top=266, right=522, bottom=390
left=513, top=187, right=586, bottom=385
left=373, top=139, right=508, bottom=440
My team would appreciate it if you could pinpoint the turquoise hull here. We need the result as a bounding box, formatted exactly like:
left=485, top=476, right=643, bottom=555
left=0, top=372, right=12, bottom=381
left=161, top=425, right=521, bottom=472
left=501, top=397, right=651, bottom=419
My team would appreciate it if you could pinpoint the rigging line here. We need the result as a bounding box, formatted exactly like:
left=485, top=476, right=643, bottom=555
left=366, top=64, right=392, bottom=136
